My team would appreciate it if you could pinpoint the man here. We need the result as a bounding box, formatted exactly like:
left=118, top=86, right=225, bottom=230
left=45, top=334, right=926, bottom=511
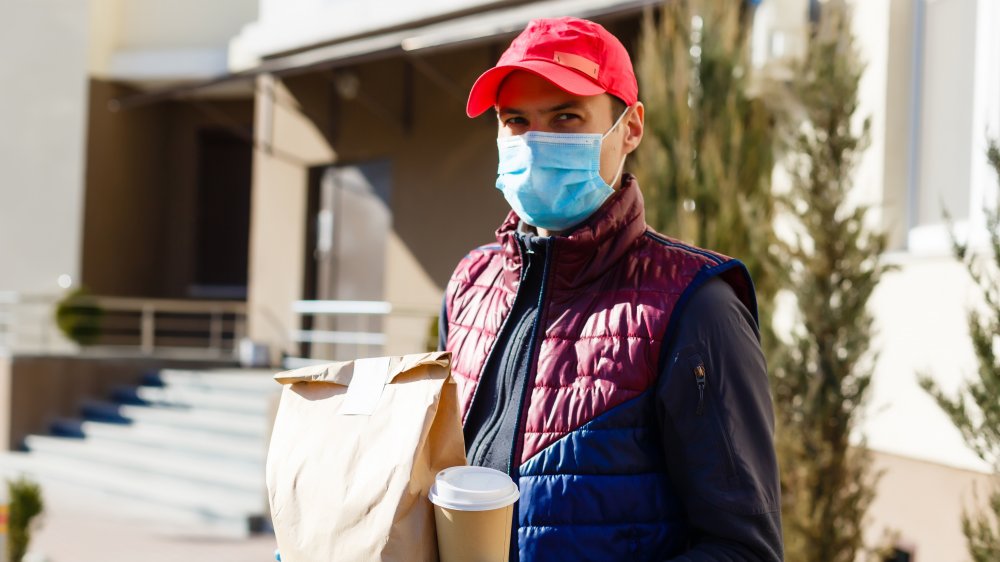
left=439, top=16, right=782, bottom=561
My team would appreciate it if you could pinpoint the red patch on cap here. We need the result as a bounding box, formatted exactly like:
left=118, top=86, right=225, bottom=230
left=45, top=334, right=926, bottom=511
left=553, top=51, right=600, bottom=79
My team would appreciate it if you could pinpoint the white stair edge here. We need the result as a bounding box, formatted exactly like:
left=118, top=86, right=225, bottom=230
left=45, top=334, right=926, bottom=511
left=0, top=467, right=253, bottom=539
left=135, top=385, right=275, bottom=415
left=92, top=402, right=269, bottom=437
left=157, top=369, right=280, bottom=393
left=25, top=435, right=262, bottom=492
left=0, top=452, right=262, bottom=518
left=77, top=420, right=266, bottom=462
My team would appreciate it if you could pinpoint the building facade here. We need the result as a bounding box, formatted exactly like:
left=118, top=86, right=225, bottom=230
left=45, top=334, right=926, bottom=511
left=3, top=0, right=998, bottom=558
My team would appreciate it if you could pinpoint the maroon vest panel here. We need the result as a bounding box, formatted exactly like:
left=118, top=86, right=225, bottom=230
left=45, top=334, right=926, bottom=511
left=445, top=176, right=755, bottom=465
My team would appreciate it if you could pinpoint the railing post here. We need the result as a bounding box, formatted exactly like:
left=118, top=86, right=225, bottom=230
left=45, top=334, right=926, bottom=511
left=209, top=309, right=223, bottom=354
left=40, top=301, right=49, bottom=353
left=141, top=305, right=155, bottom=355
left=0, top=299, right=10, bottom=352
left=234, top=313, right=246, bottom=343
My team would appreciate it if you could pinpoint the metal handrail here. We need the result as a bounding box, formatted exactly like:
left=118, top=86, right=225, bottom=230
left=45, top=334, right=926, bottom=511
left=0, top=291, right=248, bottom=358
left=289, top=300, right=387, bottom=362
left=292, top=300, right=391, bottom=315
left=0, top=292, right=16, bottom=351
left=87, top=296, right=247, bottom=357
left=291, top=329, right=386, bottom=346
left=288, top=299, right=438, bottom=365
left=0, top=292, right=59, bottom=353
left=88, top=296, right=247, bottom=314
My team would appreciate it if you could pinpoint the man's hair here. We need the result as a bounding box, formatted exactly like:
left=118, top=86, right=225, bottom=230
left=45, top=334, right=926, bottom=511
left=610, top=95, right=627, bottom=122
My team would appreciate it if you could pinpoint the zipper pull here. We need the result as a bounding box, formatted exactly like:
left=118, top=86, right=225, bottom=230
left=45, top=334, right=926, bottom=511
left=694, top=362, right=706, bottom=416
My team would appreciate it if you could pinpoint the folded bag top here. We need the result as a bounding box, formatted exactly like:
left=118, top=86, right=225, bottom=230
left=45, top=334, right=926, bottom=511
left=272, top=350, right=452, bottom=386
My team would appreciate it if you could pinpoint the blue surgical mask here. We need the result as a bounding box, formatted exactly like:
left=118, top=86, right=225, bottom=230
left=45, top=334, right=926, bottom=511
left=495, top=107, right=630, bottom=232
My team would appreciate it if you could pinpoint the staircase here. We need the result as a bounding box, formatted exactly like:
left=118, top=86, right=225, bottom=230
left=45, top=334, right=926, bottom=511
left=0, top=367, right=281, bottom=538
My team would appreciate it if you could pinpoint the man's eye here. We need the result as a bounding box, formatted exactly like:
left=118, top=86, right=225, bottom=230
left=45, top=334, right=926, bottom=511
left=555, top=113, right=580, bottom=121
left=503, top=116, right=527, bottom=126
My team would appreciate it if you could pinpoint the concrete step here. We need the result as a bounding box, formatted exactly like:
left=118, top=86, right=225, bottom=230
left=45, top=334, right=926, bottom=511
left=152, top=369, right=280, bottom=395
left=132, top=385, right=276, bottom=415
left=51, top=418, right=265, bottom=463
left=110, top=385, right=149, bottom=406
left=81, top=400, right=269, bottom=438
left=24, top=435, right=262, bottom=493
left=0, top=451, right=261, bottom=538
left=80, top=400, right=132, bottom=424
left=8, top=366, right=284, bottom=538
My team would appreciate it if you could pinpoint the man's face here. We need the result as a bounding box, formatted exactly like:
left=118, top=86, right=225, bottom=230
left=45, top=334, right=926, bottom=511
left=495, top=70, right=644, bottom=190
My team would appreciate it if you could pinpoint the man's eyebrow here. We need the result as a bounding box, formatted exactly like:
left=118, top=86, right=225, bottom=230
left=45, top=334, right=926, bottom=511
left=496, top=101, right=583, bottom=115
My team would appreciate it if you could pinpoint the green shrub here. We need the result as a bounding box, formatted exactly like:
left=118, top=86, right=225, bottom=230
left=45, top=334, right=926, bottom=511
left=54, top=288, right=103, bottom=346
left=7, top=476, right=43, bottom=562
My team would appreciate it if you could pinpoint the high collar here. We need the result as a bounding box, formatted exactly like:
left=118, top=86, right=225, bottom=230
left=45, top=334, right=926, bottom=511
left=495, top=173, right=648, bottom=290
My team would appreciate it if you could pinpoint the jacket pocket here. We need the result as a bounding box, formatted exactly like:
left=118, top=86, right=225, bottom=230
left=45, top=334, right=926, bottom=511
left=687, top=351, right=739, bottom=486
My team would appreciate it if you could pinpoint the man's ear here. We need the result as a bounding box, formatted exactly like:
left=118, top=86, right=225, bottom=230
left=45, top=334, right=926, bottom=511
left=622, top=102, right=644, bottom=155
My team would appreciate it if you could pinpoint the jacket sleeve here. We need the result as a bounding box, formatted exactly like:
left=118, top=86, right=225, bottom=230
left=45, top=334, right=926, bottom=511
left=656, top=278, right=784, bottom=562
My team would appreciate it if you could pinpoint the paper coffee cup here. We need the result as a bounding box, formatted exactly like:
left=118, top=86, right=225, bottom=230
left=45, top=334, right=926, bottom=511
left=428, top=466, right=520, bottom=562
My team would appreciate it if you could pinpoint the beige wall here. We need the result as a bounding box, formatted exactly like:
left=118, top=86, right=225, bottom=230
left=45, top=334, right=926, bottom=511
left=865, top=253, right=989, bottom=473
left=118, top=0, right=257, bottom=51
left=246, top=74, right=325, bottom=355
left=231, top=0, right=498, bottom=67
left=880, top=0, right=918, bottom=250
left=856, top=0, right=993, bottom=476
left=88, top=0, right=125, bottom=77
left=867, top=450, right=993, bottom=561
left=916, top=0, right=977, bottom=226
left=247, top=47, right=510, bottom=357
left=89, top=0, right=257, bottom=80
left=850, top=0, right=893, bottom=235
left=0, top=0, right=90, bottom=296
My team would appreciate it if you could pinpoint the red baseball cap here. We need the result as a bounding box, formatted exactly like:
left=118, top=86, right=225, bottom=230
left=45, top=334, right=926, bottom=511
left=466, top=17, right=639, bottom=118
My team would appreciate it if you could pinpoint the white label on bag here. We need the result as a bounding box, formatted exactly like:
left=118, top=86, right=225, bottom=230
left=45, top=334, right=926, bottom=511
left=340, top=356, right=392, bottom=416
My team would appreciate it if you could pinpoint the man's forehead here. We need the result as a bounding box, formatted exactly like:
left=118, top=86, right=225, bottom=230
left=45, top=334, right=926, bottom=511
left=495, top=73, right=610, bottom=112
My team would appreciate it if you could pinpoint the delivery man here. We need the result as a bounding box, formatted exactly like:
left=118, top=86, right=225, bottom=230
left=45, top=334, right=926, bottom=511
left=440, top=16, right=783, bottom=561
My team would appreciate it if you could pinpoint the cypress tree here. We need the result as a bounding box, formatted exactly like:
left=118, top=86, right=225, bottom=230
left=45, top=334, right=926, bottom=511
left=770, top=2, right=888, bottom=559
left=634, top=0, right=781, bottom=341
left=920, top=141, right=1000, bottom=562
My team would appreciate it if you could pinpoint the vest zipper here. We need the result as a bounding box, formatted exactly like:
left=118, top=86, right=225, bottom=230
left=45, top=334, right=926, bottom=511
left=694, top=363, right=706, bottom=416
left=507, top=238, right=552, bottom=477
left=462, top=239, right=529, bottom=427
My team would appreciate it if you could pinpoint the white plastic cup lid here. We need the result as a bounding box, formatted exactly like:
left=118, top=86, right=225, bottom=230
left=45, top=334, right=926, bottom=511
left=428, top=466, right=520, bottom=511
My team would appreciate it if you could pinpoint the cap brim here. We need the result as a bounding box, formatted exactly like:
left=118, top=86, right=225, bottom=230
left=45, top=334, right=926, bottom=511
left=466, top=60, right=607, bottom=118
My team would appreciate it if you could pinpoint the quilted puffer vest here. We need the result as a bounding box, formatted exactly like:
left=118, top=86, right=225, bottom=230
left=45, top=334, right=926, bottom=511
left=444, top=175, right=756, bottom=561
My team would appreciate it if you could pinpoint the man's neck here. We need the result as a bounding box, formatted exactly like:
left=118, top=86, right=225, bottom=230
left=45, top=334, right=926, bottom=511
left=519, top=222, right=557, bottom=238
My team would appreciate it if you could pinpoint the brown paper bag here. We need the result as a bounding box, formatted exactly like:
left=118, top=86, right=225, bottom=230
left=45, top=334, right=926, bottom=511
left=266, top=351, right=466, bottom=562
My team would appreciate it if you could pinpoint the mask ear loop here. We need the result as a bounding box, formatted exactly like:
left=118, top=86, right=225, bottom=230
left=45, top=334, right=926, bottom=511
left=603, top=105, right=632, bottom=187
left=602, top=105, right=632, bottom=140
left=605, top=154, right=626, bottom=188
